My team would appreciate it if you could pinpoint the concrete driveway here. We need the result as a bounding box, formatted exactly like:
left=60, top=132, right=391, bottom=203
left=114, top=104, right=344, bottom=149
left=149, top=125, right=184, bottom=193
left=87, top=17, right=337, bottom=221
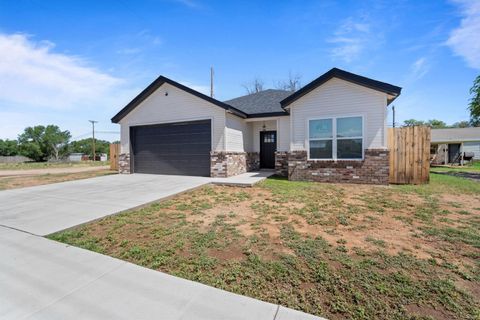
left=0, top=173, right=323, bottom=320
left=0, top=174, right=210, bottom=236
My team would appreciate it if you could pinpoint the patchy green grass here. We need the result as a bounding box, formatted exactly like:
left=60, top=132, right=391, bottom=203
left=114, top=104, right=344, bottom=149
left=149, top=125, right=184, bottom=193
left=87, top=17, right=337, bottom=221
left=396, top=172, right=480, bottom=196
left=0, top=161, right=109, bottom=170
left=431, top=162, right=480, bottom=174
left=49, top=175, right=480, bottom=320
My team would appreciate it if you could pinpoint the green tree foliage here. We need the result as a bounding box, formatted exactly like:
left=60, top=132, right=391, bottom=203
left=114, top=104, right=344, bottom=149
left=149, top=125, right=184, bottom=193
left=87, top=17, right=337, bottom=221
left=18, top=125, right=71, bottom=161
left=426, top=119, right=447, bottom=128
left=402, top=119, right=447, bottom=128
left=451, top=121, right=471, bottom=128
left=69, top=138, right=110, bottom=157
left=469, top=75, right=480, bottom=126
left=0, top=139, right=19, bottom=156
left=402, top=119, right=425, bottom=127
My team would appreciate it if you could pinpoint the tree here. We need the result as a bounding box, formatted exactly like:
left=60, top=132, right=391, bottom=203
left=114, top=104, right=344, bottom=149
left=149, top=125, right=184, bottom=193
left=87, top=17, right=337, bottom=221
left=451, top=121, right=470, bottom=128
left=242, top=77, right=264, bottom=94
left=402, top=119, right=425, bottom=127
left=276, top=72, right=302, bottom=92
left=402, top=119, right=448, bottom=128
left=70, top=138, right=110, bottom=157
left=469, top=75, right=480, bottom=126
left=426, top=119, right=447, bottom=129
left=0, top=139, right=19, bottom=156
left=18, top=125, right=71, bottom=161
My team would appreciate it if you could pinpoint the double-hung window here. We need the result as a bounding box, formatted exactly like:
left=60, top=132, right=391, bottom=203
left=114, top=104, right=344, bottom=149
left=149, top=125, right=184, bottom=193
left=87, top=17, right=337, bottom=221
left=308, top=116, right=363, bottom=160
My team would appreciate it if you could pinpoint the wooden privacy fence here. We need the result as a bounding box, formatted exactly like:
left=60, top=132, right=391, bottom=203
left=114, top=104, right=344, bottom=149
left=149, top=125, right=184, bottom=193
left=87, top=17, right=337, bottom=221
left=110, top=143, right=120, bottom=171
left=387, top=126, right=431, bottom=184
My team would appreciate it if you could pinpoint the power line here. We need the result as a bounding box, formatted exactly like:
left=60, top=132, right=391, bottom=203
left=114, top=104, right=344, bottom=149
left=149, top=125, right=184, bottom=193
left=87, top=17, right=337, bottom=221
left=88, top=120, right=98, bottom=161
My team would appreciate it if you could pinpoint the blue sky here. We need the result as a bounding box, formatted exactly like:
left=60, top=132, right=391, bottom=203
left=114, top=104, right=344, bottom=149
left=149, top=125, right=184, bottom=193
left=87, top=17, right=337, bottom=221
left=0, top=0, right=479, bottom=141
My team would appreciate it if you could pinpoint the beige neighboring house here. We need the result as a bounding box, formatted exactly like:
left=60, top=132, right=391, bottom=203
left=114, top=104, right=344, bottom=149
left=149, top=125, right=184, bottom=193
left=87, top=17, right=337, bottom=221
left=431, top=127, right=480, bottom=165
left=111, top=68, right=401, bottom=184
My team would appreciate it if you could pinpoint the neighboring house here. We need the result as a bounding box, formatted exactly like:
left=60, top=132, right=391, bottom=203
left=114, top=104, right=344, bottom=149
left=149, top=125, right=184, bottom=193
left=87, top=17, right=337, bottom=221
left=111, top=68, right=401, bottom=184
left=431, top=127, right=480, bottom=165
left=68, top=153, right=84, bottom=162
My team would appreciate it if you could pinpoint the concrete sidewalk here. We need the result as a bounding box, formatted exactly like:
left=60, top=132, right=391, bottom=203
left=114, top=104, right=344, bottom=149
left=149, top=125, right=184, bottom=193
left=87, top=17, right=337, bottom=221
left=211, top=170, right=275, bottom=187
left=0, top=226, right=323, bottom=320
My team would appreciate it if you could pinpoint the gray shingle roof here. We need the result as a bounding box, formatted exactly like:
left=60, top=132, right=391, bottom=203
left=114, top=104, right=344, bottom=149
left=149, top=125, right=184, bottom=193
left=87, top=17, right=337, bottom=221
left=431, top=127, right=480, bottom=143
left=224, top=89, right=292, bottom=116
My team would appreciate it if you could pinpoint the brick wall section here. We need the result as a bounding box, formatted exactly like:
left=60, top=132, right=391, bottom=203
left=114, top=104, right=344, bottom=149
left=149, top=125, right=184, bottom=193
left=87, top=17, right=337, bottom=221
left=211, top=152, right=254, bottom=177
left=288, top=149, right=389, bottom=185
left=275, top=152, right=288, bottom=177
left=246, top=152, right=260, bottom=172
left=118, top=153, right=130, bottom=174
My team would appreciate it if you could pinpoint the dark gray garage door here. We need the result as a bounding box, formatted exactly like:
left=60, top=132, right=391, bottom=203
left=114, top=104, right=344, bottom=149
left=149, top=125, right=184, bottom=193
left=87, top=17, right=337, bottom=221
left=131, top=119, right=211, bottom=176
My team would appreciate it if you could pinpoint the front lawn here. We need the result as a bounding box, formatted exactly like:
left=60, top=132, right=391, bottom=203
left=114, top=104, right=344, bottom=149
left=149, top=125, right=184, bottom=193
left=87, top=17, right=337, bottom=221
left=0, top=161, right=109, bottom=170
left=0, top=169, right=116, bottom=190
left=431, top=161, right=480, bottom=174
left=49, top=174, right=480, bottom=319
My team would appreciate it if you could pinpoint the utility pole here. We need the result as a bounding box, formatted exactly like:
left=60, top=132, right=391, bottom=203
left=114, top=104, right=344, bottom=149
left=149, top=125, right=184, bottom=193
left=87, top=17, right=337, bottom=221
left=210, top=66, right=214, bottom=98
left=392, top=105, right=396, bottom=128
left=88, top=120, right=98, bottom=161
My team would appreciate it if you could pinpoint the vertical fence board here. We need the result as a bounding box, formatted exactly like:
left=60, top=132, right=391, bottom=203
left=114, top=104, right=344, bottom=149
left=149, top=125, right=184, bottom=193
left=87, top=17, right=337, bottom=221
left=388, top=126, right=430, bottom=184
left=110, top=143, right=120, bottom=171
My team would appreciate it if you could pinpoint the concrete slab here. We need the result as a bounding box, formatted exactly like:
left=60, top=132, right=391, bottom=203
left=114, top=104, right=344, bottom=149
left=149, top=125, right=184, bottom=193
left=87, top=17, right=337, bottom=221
left=211, top=170, right=275, bottom=187
left=0, top=227, right=123, bottom=319
left=0, top=174, right=210, bottom=235
left=0, top=226, right=324, bottom=320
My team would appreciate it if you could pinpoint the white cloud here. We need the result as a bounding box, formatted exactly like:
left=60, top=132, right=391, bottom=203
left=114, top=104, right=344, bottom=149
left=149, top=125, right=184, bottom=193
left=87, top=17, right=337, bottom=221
left=328, top=18, right=373, bottom=63
left=408, top=57, right=430, bottom=81
left=0, top=33, right=124, bottom=110
left=446, top=0, right=480, bottom=69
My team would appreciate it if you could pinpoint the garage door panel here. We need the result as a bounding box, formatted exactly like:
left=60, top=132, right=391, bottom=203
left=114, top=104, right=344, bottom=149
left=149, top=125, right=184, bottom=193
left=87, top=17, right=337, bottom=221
left=131, top=120, right=211, bottom=176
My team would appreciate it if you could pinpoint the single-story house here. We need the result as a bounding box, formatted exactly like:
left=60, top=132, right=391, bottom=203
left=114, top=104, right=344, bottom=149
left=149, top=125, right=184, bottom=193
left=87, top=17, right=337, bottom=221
left=111, top=68, right=401, bottom=184
left=431, top=127, right=480, bottom=165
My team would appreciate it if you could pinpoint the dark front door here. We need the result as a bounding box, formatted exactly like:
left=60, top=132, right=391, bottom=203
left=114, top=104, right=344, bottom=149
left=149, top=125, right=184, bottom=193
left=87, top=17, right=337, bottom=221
left=260, top=131, right=276, bottom=169
left=130, top=119, right=211, bottom=176
left=448, top=143, right=460, bottom=163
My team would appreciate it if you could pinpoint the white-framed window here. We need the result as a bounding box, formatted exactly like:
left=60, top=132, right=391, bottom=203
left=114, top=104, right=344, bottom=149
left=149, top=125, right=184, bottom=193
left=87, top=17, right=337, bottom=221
left=308, top=116, right=363, bottom=160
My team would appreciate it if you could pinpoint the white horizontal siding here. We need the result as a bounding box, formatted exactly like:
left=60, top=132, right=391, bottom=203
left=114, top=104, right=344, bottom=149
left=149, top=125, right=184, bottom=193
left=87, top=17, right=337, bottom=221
left=277, top=117, right=290, bottom=152
left=225, top=113, right=250, bottom=152
left=463, top=141, right=480, bottom=159
left=290, top=78, right=387, bottom=151
left=119, top=82, right=226, bottom=153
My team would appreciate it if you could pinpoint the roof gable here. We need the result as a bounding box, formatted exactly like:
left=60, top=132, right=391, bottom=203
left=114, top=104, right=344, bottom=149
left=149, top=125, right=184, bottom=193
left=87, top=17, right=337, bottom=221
left=280, top=68, right=402, bottom=108
left=111, top=76, right=246, bottom=123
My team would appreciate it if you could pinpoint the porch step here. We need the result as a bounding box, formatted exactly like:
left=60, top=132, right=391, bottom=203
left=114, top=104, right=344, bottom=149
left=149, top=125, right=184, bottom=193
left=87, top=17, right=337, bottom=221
left=210, top=171, right=275, bottom=187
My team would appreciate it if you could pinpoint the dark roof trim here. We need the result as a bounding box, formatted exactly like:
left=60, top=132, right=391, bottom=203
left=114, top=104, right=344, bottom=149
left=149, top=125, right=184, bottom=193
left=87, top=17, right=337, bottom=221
left=111, top=76, right=247, bottom=123
left=246, top=111, right=290, bottom=118
left=280, top=68, right=402, bottom=108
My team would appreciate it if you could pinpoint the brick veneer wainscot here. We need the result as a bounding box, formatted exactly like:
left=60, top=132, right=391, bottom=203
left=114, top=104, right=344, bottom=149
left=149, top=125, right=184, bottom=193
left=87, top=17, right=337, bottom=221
left=118, top=153, right=130, bottom=174
left=210, top=152, right=260, bottom=178
left=287, top=149, right=389, bottom=185
left=275, top=152, right=288, bottom=177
